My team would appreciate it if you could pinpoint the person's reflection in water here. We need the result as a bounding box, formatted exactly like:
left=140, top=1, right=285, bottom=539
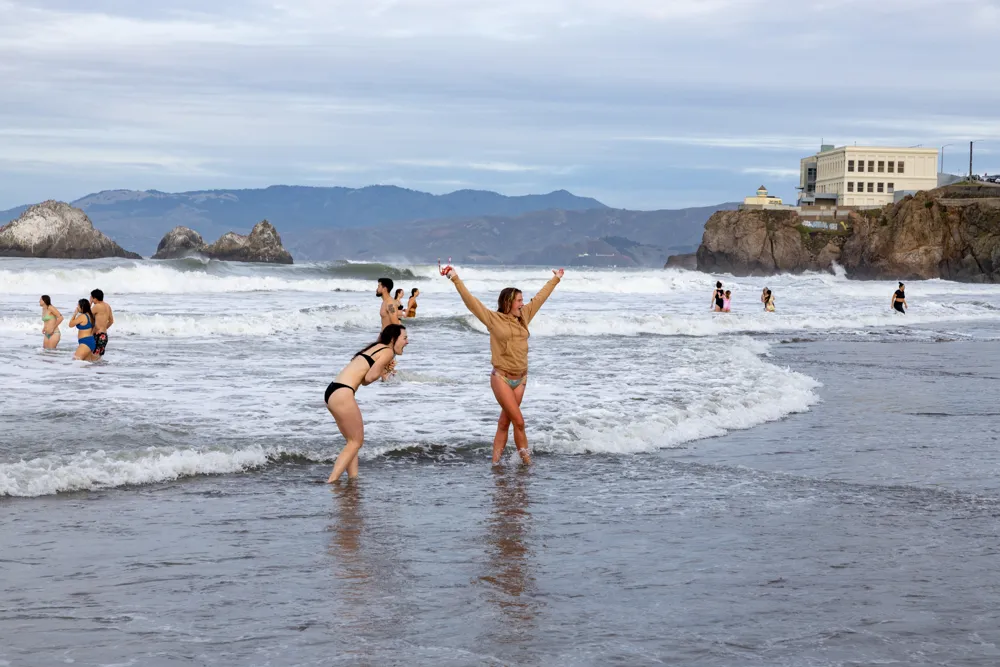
left=327, top=482, right=373, bottom=629
left=479, top=467, right=540, bottom=645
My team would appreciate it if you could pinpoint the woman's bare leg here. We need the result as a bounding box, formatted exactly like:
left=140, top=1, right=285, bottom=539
left=327, top=392, right=365, bottom=482
left=74, top=344, right=92, bottom=361
left=491, top=374, right=529, bottom=465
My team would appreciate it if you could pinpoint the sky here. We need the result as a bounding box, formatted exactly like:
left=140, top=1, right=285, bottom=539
left=1, top=0, right=999, bottom=210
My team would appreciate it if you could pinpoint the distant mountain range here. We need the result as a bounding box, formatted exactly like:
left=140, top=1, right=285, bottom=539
left=290, top=205, right=736, bottom=266
left=0, top=185, right=736, bottom=266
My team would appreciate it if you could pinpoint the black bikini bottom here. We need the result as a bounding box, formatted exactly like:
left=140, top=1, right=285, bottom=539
left=325, top=382, right=356, bottom=403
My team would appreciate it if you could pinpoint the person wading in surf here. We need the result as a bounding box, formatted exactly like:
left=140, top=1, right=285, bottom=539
left=891, top=282, right=908, bottom=314
left=443, top=265, right=563, bottom=465
left=377, top=278, right=401, bottom=329
left=711, top=281, right=725, bottom=312
left=325, top=324, right=408, bottom=482
left=89, top=289, right=114, bottom=358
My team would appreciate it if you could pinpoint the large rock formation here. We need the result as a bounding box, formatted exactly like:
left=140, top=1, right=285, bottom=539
left=841, top=185, right=1000, bottom=282
left=0, top=201, right=141, bottom=259
left=664, top=253, right=697, bottom=270
left=694, top=184, right=1000, bottom=282
left=151, top=220, right=294, bottom=264
left=204, top=220, right=293, bottom=264
left=151, top=226, right=205, bottom=259
left=696, top=208, right=845, bottom=276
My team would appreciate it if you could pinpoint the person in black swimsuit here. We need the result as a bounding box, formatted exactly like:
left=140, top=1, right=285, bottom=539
left=325, top=324, right=409, bottom=483
left=711, top=281, right=725, bottom=312
left=891, top=282, right=907, bottom=314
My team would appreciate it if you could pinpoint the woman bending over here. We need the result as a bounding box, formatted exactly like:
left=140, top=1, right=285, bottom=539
left=325, top=324, right=409, bottom=482
left=445, top=266, right=563, bottom=465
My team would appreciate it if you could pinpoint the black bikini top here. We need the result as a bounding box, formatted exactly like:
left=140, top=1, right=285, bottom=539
left=354, top=346, right=389, bottom=368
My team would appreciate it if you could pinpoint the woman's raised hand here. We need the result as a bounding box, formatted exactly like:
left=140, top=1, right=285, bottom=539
left=444, top=267, right=458, bottom=280
left=553, top=268, right=565, bottom=278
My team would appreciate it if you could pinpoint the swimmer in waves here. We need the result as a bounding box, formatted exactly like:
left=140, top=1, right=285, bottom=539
left=324, top=324, right=408, bottom=482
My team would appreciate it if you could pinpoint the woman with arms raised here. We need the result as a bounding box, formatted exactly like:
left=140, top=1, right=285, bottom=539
left=444, top=266, right=563, bottom=465
left=325, top=324, right=408, bottom=483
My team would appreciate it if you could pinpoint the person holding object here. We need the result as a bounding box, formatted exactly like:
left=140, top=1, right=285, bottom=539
left=324, top=324, right=409, bottom=483
left=443, top=265, right=563, bottom=465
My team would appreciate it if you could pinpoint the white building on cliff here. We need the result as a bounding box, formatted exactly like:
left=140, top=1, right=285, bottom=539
left=798, top=145, right=939, bottom=207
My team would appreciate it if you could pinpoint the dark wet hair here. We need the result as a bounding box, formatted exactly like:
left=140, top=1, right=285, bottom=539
left=410, top=288, right=418, bottom=297
left=898, top=282, right=904, bottom=288
left=41, top=295, right=51, bottom=306
left=356, top=324, right=406, bottom=357
left=394, top=288, right=403, bottom=298
left=725, top=290, right=731, bottom=297
left=716, top=281, right=722, bottom=288
left=497, top=287, right=523, bottom=315
left=77, top=299, right=95, bottom=326
left=379, top=277, right=394, bottom=292
left=91, top=288, right=104, bottom=301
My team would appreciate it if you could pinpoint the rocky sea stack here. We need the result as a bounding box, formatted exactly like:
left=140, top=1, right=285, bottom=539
left=152, top=220, right=293, bottom=264
left=695, top=183, right=1000, bottom=282
left=0, top=201, right=141, bottom=259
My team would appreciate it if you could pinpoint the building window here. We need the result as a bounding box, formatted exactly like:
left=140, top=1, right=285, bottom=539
left=888, top=183, right=894, bottom=193
left=848, top=160, right=855, bottom=172
left=867, top=182, right=874, bottom=193
left=878, top=161, right=884, bottom=173
left=858, top=182, right=864, bottom=192
left=868, top=160, right=875, bottom=173
left=848, top=182, right=854, bottom=192
left=877, top=182, right=884, bottom=193
left=898, top=161, right=904, bottom=174
left=888, top=161, right=895, bottom=173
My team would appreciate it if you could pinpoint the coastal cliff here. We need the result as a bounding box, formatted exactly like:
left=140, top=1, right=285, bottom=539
left=152, top=220, right=294, bottom=264
left=695, top=184, right=1000, bottom=282
left=0, top=201, right=141, bottom=259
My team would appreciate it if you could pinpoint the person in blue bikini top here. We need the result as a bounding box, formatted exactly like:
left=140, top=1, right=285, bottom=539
left=68, top=298, right=97, bottom=361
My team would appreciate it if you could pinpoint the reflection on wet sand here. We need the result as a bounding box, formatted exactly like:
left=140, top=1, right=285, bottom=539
left=327, top=482, right=372, bottom=613
left=479, top=468, right=540, bottom=642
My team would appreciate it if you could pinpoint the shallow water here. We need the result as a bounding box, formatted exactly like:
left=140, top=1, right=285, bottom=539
left=3, top=258, right=1000, bottom=665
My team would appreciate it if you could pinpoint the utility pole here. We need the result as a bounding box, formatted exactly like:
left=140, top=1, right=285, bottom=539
left=969, top=141, right=973, bottom=180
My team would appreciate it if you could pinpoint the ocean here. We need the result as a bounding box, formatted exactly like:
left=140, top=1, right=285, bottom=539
left=3, top=257, right=1000, bottom=666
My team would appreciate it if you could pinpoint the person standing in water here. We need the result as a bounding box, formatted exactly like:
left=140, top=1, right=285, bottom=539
left=89, top=289, right=114, bottom=358
left=406, top=288, right=419, bottom=318
left=40, top=295, right=63, bottom=349
left=68, top=298, right=97, bottom=361
left=325, top=324, right=408, bottom=482
left=377, top=278, right=401, bottom=329
left=763, top=289, right=776, bottom=312
left=711, top=281, right=725, bottom=312
left=891, top=282, right=907, bottom=314
left=393, top=289, right=405, bottom=315
left=444, top=266, right=563, bottom=465
left=723, top=290, right=732, bottom=312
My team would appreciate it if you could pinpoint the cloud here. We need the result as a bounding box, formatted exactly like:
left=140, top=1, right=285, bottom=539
left=0, top=0, right=996, bottom=210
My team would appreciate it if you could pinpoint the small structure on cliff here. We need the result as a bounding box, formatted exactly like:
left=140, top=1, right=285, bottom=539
left=740, top=185, right=786, bottom=210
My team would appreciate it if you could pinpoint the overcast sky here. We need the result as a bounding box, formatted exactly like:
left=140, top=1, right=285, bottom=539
left=1, top=0, right=998, bottom=210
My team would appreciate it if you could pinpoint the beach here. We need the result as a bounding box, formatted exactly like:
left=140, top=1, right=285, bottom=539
left=3, top=258, right=1000, bottom=665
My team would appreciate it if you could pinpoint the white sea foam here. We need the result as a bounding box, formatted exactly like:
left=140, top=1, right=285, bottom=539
left=0, top=445, right=287, bottom=497
left=538, top=342, right=820, bottom=454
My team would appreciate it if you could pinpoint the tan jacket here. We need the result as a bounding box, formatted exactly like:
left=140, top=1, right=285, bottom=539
left=451, top=275, right=560, bottom=376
